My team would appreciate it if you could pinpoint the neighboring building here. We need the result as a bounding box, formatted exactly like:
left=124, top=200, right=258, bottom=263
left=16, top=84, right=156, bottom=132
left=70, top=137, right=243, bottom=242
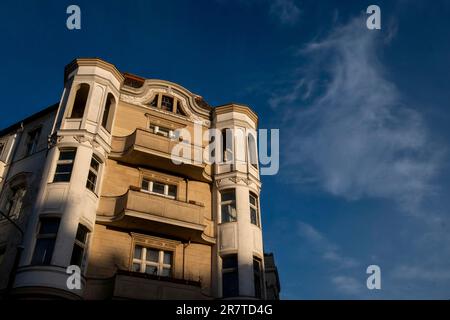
left=0, top=58, right=276, bottom=299
left=264, top=253, right=281, bottom=300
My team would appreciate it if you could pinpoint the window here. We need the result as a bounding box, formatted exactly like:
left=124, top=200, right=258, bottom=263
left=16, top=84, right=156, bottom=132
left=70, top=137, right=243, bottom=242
left=86, top=155, right=101, bottom=192
left=249, top=192, right=260, bottom=227
left=25, top=128, right=41, bottom=156
left=149, top=124, right=174, bottom=138
left=148, top=94, right=159, bottom=107
left=253, top=257, right=263, bottom=299
left=221, top=189, right=237, bottom=223
left=0, top=143, right=4, bottom=158
left=53, top=148, right=77, bottom=182
left=161, top=95, right=174, bottom=112
left=176, top=101, right=187, bottom=116
left=141, top=179, right=177, bottom=198
left=101, top=93, right=115, bottom=132
left=146, top=94, right=187, bottom=117
left=132, top=245, right=173, bottom=277
left=222, top=129, right=233, bottom=163
left=248, top=134, right=258, bottom=168
left=1, top=186, right=26, bottom=220
left=31, top=217, right=60, bottom=265
left=70, top=84, right=90, bottom=118
left=70, top=224, right=89, bottom=268
left=222, top=254, right=239, bottom=298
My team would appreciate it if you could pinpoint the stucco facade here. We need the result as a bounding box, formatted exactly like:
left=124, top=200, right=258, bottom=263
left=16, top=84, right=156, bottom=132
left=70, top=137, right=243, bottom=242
left=0, top=58, right=276, bottom=300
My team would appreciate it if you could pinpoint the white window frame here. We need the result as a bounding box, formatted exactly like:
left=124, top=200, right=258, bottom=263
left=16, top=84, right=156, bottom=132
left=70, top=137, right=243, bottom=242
left=141, top=178, right=177, bottom=199
left=249, top=192, right=260, bottom=227
left=220, top=189, right=237, bottom=223
left=53, top=148, right=77, bottom=182
left=86, top=155, right=101, bottom=193
left=25, top=127, right=41, bottom=156
left=132, top=245, right=173, bottom=277
left=149, top=124, right=175, bottom=139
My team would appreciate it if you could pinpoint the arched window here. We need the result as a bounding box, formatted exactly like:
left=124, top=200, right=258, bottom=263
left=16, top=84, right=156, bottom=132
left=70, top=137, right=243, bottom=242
left=70, top=84, right=90, bottom=118
left=222, top=128, right=233, bottom=163
left=248, top=134, right=258, bottom=168
left=101, top=93, right=115, bottom=132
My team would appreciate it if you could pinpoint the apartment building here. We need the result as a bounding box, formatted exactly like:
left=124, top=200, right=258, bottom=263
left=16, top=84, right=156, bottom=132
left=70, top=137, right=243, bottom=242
left=0, top=58, right=278, bottom=299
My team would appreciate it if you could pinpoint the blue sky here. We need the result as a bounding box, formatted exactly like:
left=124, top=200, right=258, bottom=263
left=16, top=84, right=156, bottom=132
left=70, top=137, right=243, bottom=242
left=1, top=0, right=450, bottom=299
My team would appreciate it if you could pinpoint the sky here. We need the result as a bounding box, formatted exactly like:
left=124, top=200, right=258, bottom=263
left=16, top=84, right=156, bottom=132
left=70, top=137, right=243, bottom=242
left=1, top=0, right=450, bottom=299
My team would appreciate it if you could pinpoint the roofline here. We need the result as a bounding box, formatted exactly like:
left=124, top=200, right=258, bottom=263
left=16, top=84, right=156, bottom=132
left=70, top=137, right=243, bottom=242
left=0, top=103, right=59, bottom=137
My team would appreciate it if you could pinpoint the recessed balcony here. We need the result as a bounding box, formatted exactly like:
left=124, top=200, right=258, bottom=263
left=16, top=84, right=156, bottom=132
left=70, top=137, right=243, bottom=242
left=110, top=128, right=212, bottom=182
left=97, top=188, right=215, bottom=244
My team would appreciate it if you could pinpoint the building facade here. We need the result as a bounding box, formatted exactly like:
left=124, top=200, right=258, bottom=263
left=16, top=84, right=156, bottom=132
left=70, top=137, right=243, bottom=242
left=0, top=58, right=277, bottom=300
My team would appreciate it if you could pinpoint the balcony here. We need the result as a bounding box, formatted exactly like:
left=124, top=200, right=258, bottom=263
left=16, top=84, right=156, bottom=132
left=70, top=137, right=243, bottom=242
left=110, top=128, right=212, bottom=182
left=85, top=270, right=210, bottom=299
left=97, top=188, right=215, bottom=244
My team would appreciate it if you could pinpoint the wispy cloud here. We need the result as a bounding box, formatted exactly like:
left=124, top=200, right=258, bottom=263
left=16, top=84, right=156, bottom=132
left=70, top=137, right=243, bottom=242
left=274, top=16, right=442, bottom=213
left=392, top=265, right=450, bottom=282
left=269, top=0, right=301, bottom=25
left=331, top=275, right=364, bottom=295
left=297, top=221, right=359, bottom=269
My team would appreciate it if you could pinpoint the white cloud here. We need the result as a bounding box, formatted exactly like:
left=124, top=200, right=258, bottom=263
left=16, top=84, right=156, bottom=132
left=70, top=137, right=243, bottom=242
left=269, top=0, right=301, bottom=25
left=275, top=16, right=442, bottom=213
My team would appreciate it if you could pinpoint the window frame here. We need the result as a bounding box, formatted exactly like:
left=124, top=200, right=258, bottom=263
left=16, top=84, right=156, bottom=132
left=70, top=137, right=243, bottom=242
left=86, top=154, right=101, bottom=193
left=53, top=148, right=77, bottom=183
left=25, top=127, right=42, bottom=157
left=131, top=244, right=173, bottom=277
left=220, top=189, right=237, bottom=223
left=222, top=254, right=239, bottom=298
left=70, top=224, right=90, bottom=269
left=1, top=185, right=26, bottom=220
left=141, top=178, right=177, bottom=199
left=31, top=217, right=60, bottom=266
left=253, top=256, right=264, bottom=299
left=101, top=93, right=115, bottom=132
left=69, top=83, right=90, bottom=119
left=249, top=192, right=260, bottom=227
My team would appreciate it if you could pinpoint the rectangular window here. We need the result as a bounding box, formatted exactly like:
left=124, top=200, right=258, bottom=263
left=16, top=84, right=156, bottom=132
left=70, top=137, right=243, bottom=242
left=148, top=94, right=159, bottom=107
left=31, top=217, right=60, bottom=265
left=53, top=149, right=77, bottom=182
left=253, top=257, right=263, bottom=299
left=222, top=254, right=239, bottom=298
left=86, top=155, right=100, bottom=192
left=221, top=189, right=237, bottom=223
left=132, top=244, right=173, bottom=277
left=149, top=124, right=174, bottom=138
left=161, top=95, right=174, bottom=112
left=70, top=224, right=89, bottom=268
left=141, top=179, right=177, bottom=199
left=249, top=193, right=260, bottom=227
left=0, top=143, right=4, bottom=158
left=25, top=128, right=41, bottom=156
